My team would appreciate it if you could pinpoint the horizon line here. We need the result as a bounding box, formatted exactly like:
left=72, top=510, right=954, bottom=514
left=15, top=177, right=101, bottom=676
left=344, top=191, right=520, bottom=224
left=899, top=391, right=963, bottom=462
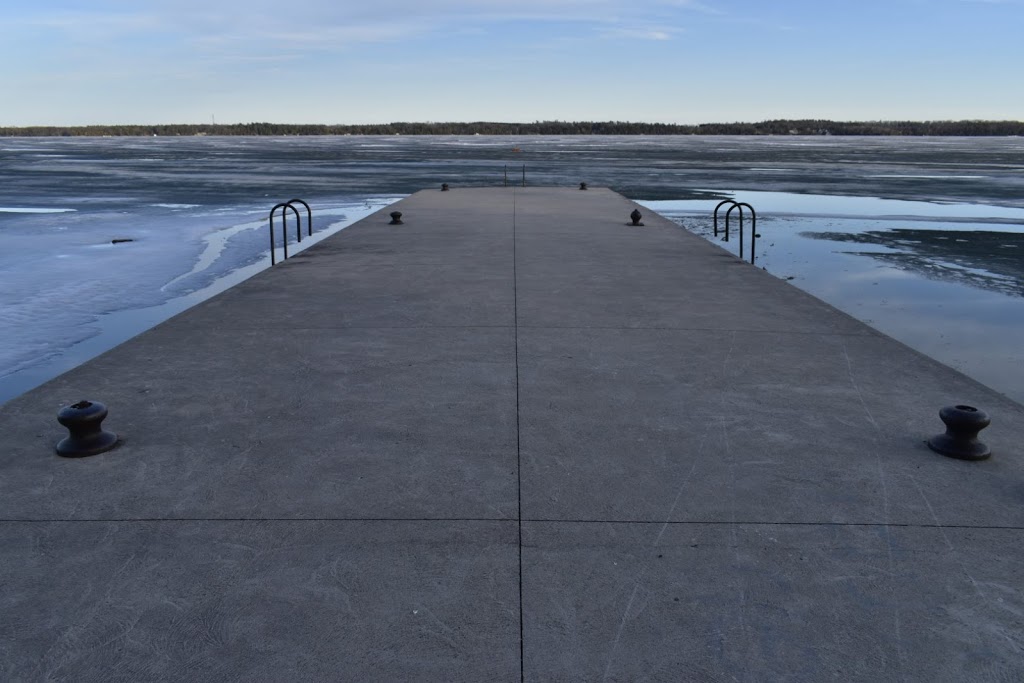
left=3, top=118, right=1024, bottom=129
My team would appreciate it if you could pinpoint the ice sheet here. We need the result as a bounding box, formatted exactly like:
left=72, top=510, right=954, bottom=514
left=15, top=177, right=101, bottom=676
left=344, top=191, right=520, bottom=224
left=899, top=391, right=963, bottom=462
left=0, top=196, right=400, bottom=402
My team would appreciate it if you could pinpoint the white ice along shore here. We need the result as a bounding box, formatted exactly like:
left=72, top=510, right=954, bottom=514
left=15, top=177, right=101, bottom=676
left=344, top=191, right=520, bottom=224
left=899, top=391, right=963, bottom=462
left=0, top=207, right=77, bottom=214
left=0, top=196, right=401, bottom=403
left=641, top=189, right=1024, bottom=224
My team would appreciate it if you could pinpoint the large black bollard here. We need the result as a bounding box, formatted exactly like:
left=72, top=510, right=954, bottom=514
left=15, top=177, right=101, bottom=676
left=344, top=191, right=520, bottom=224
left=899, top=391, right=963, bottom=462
left=927, top=404, right=992, bottom=460
left=56, top=400, right=119, bottom=457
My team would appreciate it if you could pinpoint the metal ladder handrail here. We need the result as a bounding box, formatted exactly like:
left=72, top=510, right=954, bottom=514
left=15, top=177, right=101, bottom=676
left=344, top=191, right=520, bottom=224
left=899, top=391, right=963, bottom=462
left=713, top=199, right=737, bottom=240
left=504, top=165, right=526, bottom=187
left=287, top=198, right=313, bottom=238
left=712, top=198, right=761, bottom=266
left=269, top=201, right=301, bottom=265
left=725, top=202, right=759, bottom=265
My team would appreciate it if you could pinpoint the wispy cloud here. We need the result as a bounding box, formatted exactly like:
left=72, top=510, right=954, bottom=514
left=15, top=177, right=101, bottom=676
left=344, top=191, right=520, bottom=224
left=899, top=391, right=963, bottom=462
left=598, top=26, right=680, bottom=40
left=191, top=22, right=422, bottom=51
left=9, top=0, right=1020, bottom=126
left=9, top=0, right=720, bottom=45
left=656, top=0, right=725, bottom=14
left=12, top=10, right=166, bottom=38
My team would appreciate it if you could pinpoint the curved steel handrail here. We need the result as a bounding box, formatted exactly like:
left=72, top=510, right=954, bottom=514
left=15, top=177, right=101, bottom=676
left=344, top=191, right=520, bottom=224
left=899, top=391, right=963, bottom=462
left=269, top=202, right=301, bottom=265
left=287, top=198, right=312, bottom=237
left=725, top=202, right=759, bottom=264
left=503, top=165, right=527, bottom=187
left=726, top=203, right=746, bottom=257
left=734, top=202, right=757, bottom=264
left=713, top=199, right=738, bottom=240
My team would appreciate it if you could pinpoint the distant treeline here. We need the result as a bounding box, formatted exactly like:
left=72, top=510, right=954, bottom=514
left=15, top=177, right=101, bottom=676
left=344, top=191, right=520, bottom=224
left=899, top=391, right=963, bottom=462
left=2, top=119, right=1023, bottom=137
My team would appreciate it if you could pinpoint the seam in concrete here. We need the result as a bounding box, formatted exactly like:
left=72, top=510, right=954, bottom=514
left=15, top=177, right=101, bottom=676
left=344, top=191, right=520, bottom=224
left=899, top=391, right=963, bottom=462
left=200, top=324, right=517, bottom=330
left=197, top=323, right=878, bottom=335
left=513, top=185, right=525, bottom=683
left=514, top=325, right=879, bottom=335
left=3, top=518, right=1024, bottom=531
left=0, top=518, right=515, bottom=523
left=521, top=519, right=1024, bottom=531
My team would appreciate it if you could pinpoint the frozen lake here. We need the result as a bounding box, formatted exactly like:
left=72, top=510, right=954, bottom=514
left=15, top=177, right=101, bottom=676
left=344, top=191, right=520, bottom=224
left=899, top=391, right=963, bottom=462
left=1, top=135, right=1022, bottom=404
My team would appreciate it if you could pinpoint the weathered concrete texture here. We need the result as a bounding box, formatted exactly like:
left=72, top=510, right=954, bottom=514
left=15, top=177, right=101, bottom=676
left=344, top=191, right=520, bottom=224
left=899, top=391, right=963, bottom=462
left=2, top=186, right=1023, bottom=681
left=0, top=327, right=518, bottom=520
left=2, top=520, right=519, bottom=682
left=523, top=522, right=1024, bottom=682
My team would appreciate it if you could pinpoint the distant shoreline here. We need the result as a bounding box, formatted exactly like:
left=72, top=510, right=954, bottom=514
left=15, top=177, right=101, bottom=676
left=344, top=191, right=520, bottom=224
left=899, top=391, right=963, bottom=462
left=3, top=119, right=1023, bottom=137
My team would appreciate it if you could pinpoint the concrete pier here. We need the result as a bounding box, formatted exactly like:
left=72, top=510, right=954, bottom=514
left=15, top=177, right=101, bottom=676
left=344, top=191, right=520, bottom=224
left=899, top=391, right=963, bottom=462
left=2, top=187, right=1023, bottom=681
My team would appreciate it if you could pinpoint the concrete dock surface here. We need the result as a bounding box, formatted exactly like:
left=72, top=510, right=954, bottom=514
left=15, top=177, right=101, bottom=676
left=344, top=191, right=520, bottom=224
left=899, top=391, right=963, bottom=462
left=2, top=187, right=1023, bottom=681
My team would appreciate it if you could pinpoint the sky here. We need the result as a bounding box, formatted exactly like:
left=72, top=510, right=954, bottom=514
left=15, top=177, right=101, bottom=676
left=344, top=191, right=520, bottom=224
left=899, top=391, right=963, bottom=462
left=2, top=0, right=1022, bottom=126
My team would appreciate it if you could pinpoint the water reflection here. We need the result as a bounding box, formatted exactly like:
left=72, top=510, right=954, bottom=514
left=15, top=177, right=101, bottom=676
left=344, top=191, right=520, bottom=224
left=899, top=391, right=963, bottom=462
left=800, top=228, right=1024, bottom=298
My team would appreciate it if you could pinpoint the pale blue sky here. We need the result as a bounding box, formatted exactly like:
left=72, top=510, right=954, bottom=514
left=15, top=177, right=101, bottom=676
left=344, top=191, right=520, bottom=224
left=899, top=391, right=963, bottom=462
left=2, top=0, right=1022, bottom=125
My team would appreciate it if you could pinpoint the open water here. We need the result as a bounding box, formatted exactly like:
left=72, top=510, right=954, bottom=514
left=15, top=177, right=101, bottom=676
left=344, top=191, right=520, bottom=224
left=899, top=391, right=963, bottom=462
left=1, top=135, right=1022, bottom=404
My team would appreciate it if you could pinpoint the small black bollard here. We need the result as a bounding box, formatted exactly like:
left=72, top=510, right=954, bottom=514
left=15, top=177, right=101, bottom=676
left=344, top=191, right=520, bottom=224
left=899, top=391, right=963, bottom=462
left=56, top=400, right=118, bottom=457
left=441, top=183, right=449, bottom=191
left=579, top=182, right=588, bottom=191
left=927, top=404, right=992, bottom=461
left=629, top=209, right=644, bottom=226
left=389, top=211, right=404, bottom=225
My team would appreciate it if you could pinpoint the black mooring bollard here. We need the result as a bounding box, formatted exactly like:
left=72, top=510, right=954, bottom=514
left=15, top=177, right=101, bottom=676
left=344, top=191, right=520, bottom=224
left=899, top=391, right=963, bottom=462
left=629, top=209, right=644, bottom=226
left=927, top=404, right=992, bottom=460
left=389, top=211, right=404, bottom=225
left=579, top=182, right=588, bottom=190
left=56, top=400, right=118, bottom=457
left=441, top=183, right=449, bottom=191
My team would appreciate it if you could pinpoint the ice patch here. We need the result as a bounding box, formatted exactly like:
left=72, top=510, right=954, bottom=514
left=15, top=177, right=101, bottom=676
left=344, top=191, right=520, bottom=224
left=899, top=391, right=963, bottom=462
left=0, top=195, right=401, bottom=403
left=642, top=189, right=1024, bottom=224
left=867, top=175, right=989, bottom=180
left=0, top=207, right=76, bottom=214
left=160, top=217, right=265, bottom=291
left=152, top=203, right=201, bottom=209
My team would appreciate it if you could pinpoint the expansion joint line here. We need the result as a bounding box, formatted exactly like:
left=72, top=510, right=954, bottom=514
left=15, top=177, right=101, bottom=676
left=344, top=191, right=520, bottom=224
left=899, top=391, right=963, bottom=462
left=512, top=185, right=524, bottom=683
